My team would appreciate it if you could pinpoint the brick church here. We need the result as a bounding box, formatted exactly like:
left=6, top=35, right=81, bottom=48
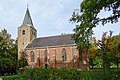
left=18, top=7, right=89, bottom=70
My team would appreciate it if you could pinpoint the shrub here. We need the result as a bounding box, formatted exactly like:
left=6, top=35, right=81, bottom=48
left=3, top=68, right=120, bottom=80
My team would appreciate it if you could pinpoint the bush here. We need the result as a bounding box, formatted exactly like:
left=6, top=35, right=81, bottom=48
left=3, top=68, right=120, bottom=80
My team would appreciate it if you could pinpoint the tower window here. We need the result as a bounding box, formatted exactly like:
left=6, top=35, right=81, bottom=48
left=22, top=30, right=25, bottom=35
left=31, top=51, right=35, bottom=62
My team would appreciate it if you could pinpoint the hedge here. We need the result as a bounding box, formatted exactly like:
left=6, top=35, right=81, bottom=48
left=3, top=68, right=120, bottom=80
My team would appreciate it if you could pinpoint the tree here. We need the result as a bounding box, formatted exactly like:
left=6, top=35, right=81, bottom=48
left=0, top=29, right=13, bottom=69
left=18, top=51, right=28, bottom=69
left=0, top=29, right=18, bottom=70
left=88, top=37, right=102, bottom=68
left=10, top=39, right=18, bottom=62
left=112, top=35, right=120, bottom=68
left=88, top=46, right=102, bottom=68
left=88, top=47, right=98, bottom=68
left=70, top=0, right=120, bottom=35
left=70, top=0, right=120, bottom=46
left=70, top=0, right=120, bottom=75
left=93, top=31, right=115, bottom=77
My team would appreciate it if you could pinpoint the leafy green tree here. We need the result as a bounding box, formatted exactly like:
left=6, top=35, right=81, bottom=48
left=112, top=35, right=120, bottom=68
left=70, top=0, right=120, bottom=75
left=88, top=47, right=100, bottom=68
left=94, top=31, right=115, bottom=76
left=70, top=0, right=120, bottom=41
left=18, top=51, right=28, bottom=69
left=10, top=39, right=18, bottom=61
left=91, top=32, right=120, bottom=69
left=0, top=29, right=17, bottom=70
left=88, top=37, right=102, bottom=68
left=0, top=29, right=13, bottom=69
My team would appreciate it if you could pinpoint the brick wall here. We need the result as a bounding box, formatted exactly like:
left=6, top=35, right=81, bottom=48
left=26, top=45, right=89, bottom=70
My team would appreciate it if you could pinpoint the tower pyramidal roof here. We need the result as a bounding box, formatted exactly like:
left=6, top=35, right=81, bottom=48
left=22, top=7, right=35, bottom=29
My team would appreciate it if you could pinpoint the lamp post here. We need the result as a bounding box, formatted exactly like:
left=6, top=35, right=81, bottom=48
left=55, top=48, right=56, bottom=67
left=45, top=46, right=49, bottom=68
left=74, top=53, right=77, bottom=68
left=53, top=48, right=56, bottom=68
left=72, top=46, right=74, bottom=68
left=39, top=50, right=40, bottom=67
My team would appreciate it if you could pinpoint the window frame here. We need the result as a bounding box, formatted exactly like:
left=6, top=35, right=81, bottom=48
left=30, top=51, right=35, bottom=62
left=22, top=30, right=25, bottom=35
left=62, top=48, right=67, bottom=64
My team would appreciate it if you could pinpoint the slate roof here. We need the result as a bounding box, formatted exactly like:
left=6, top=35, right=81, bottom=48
left=22, top=8, right=35, bottom=29
left=26, top=34, right=75, bottom=48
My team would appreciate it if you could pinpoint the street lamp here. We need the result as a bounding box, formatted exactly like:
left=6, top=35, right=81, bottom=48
left=45, top=46, right=49, bottom=68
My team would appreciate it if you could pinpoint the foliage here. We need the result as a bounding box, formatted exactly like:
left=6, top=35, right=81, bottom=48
left=88, top=37, right=102, bottom=68
left=70, top=0, right=120, bottom=37
left=70, top=0, right=120, bottom=62
left=88, top=47, right=99, bottom=68
left=88, top=47, right=98, bottom=59
left=80, top=0, right=120, bottom=25
left=0, top=29, right=17, bottom=70
left=88, top=31, right=120, bottom=69
left=18, top=51, right=28, bottom=69
left=92, top=31, right=118, bottom=77
left=3, top=68, right=120, bottom=80
left=112, top=35, right=120, bottom=68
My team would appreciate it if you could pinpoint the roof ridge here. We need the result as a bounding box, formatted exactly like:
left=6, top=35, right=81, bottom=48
left=36, top=34, right=73, bottom=39
left=26, top=33, right=75, bottom=49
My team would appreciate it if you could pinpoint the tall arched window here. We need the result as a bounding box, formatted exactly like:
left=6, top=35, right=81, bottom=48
left=62, top=48, right=66, bottom=64
left=22, top=30, right=25, bottom=35
left=31, top=51, right=35, bottom=62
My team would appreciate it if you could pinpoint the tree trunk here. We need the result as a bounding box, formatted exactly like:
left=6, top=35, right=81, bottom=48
left=78, top=49, right=82, bottom=69
left=102, top=49, right=111, bottom=79
left=116, top=59, right=119, bottom=69
left=91, top=60, right=94, bottom=69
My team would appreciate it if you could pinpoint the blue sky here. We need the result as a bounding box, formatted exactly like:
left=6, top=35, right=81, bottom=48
left=0, top=0, right=120, bottom=40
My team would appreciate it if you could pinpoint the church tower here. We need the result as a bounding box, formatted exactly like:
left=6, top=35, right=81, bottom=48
left=18, top=7, right=37, bottom=59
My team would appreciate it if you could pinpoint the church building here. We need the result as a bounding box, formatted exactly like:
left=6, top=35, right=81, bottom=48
left=18, top=7, right=89, bottom=69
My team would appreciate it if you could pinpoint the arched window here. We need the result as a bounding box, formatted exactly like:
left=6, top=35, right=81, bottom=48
left=31, top=51, right=35, bottom=62
left=22, top=30, right=25, bottom=35
left=62, top=48, right=66, bottom=64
